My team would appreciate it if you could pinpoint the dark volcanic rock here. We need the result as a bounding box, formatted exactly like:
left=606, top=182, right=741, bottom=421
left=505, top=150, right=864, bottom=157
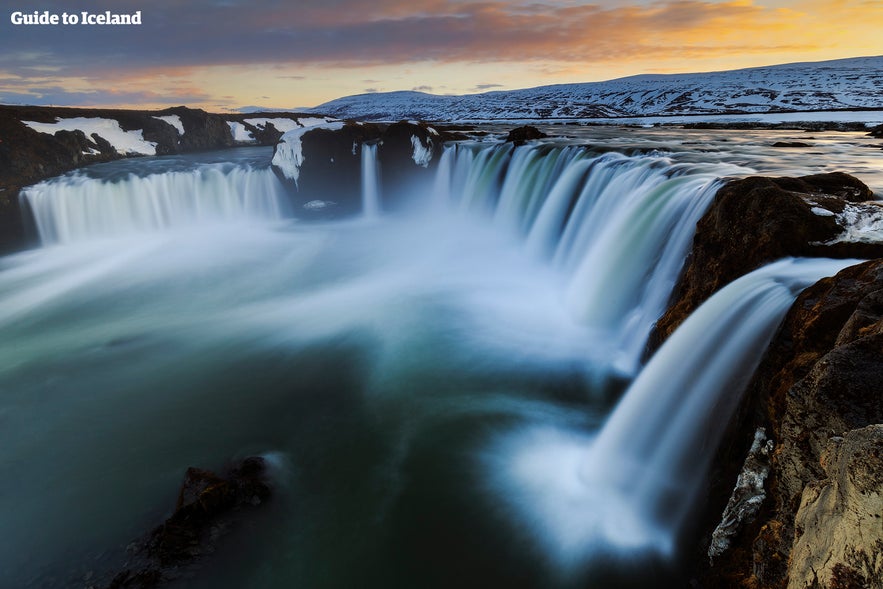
left=771, top=141, right=812, bottom=148
left=868, top=123, right=883, bottom=138
left=504, top=125, right=547, bottom=146
left=651, top=172, right=883, bottom=349
left=688, top=259, right=883, bottom=589
left=273, top=121, right=443, bottom=216
left=105, top=456, right=273, bottom=589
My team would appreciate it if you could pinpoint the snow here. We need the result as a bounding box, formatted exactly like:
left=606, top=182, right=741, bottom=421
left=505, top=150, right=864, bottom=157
left=811, top=207, right=836, bottom=217
left=410, top=135, right=433, bottom=167
left=227, top=121, right=255, bottom=142
left=152, top=115, right=185, bottom=135
left=23, top=117, right=157, bottom=155
left=308, top=55, right=883, bottom=123
left=271, top=121, right=345, bottom=184
left=244, top=118, right=303, bottom=133
left=243, top=116, right=338, bottom=133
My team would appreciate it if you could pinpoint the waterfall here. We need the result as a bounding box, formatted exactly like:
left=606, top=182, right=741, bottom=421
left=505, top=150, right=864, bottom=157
left=434, top=143, right=744, bottom=375
left=361, top=142, right=382, bottom=218
left=490, top=257, right=858, bottom=571
left=582, top=257, right=857, bottom=537
left=20, top=165, right=288, bottom=244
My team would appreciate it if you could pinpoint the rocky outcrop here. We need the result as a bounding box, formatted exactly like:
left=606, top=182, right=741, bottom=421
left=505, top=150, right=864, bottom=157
left=787, top=425, right=883, bottom=589
left=504, top=125, right=547, bottom=146
left=688, top=259, right=883, bottom=589
left=0, top=105, right=346, bottom=253
left=100, top=455, right=274, bottom=589
left=650, top=171, right=883, bottom=588
left=651, top=172, right=883, bottom=349
left=271, top=121, right=445, bottom=216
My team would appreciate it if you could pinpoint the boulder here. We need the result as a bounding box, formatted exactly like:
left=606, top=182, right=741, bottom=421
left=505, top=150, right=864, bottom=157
left=504, top=125, right=547, bottom=146
left=651, top=173, right=883, bottom=350
left=103, top=456, right=273, bottom=589
left=787, top=425, right=883, bottom=589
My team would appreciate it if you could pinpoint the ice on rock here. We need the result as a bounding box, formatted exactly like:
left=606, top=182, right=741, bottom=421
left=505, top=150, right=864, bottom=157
left=410, top=135, right=433, bottom=167
left=272, top=122, right=345, bottom=184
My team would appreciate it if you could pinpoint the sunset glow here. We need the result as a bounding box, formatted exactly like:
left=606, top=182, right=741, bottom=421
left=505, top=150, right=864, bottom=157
left=1, top=0, right=882, bottom=110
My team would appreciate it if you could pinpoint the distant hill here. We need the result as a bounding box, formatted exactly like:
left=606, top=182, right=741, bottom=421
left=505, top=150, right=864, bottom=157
left=310, top=55, right=883, bottom=122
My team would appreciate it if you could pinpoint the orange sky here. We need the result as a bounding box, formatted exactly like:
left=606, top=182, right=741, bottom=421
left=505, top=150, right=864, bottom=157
left=1, top=0, right=881, bottom=110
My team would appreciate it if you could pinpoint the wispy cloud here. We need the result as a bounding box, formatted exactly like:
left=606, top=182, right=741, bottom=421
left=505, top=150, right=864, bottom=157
left=1, top=0, right=880, bottom=107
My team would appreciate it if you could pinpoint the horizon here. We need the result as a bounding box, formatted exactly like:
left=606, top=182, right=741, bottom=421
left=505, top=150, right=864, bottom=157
left=2, top=1, right=882, bottom=111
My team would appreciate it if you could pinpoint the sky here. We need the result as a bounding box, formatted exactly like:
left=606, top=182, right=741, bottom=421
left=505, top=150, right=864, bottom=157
left=1, top=0, right=881, bottom=111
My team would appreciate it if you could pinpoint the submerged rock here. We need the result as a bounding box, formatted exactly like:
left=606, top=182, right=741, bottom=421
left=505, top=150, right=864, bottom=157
left=102, top=456, right=273, bottom=589
left=771, top=141, right=812, bottom=148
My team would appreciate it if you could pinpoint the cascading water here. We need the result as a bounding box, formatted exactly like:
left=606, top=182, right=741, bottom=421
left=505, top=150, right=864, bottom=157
left=20, top=163, right=288, bottom=244
left=0, top=136, right=863, bottom=589
left=486, top=257, right=858, bottom=577
left=361, top=142, right=382, bottom=218
left=433, top=142, right=747, bottom=375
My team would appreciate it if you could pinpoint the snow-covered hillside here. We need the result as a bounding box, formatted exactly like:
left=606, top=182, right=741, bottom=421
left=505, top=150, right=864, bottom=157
left=312, top=56, right=883, bottom=122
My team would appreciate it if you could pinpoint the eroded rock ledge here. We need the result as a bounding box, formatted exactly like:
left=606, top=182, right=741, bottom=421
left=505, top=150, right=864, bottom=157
left=652, top=172, right=883, bottom=349
left=662, top=173, right=883, bottom=589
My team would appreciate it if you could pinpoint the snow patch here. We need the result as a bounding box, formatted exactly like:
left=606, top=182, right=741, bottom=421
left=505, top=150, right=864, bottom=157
left=23, top=117, right=157, bottom=155
left=244, top=118, right=303, bottom=134
left=152, top=115, right=185, bottom=135
left=410, top=135, right=433, bottom=167
left=810, top=206, right=835, bottom=217
left=227, top=121, right=256, bottom=142
left=272, top=121, right=345, bottom=184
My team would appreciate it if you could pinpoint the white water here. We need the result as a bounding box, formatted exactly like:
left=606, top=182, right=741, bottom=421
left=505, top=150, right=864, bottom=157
left=434, top=143, right=748, bottom=375
left=21, top=164, right=289, bottom=244
left=362, top=142, right=382, bottom=218
left=489, top=257, right=857, bottom=573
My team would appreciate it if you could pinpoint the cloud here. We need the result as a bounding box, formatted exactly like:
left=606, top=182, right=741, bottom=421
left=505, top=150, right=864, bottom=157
left=412, top=85, right=434, bottom=92
left=364, top=88, right=379, bottom=93
left=3, top=0, right=870, bottom=75
left=473, top=83, right=503, bottom=91
left=1, top=0, right=880, bottom=107
left=0, top=85, right=216, bottom=107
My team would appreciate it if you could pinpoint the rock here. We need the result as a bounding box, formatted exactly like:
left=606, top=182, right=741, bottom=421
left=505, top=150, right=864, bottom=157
left=868, top=124, right=883, bottom=139
left=772, top=141, right=812, bottom=148
left=153, top=106, right=233, bottom=152
left=504, top=125, right=547, bottom=146
left=787, top=425, right=883, bottom=589
left=272, top=121, right=443, bottom=217
left=651, top=173, right=883, bottom=350
left=687, top=259, right=883, bottom=588
left=104, top=455, right=273, bottom=589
